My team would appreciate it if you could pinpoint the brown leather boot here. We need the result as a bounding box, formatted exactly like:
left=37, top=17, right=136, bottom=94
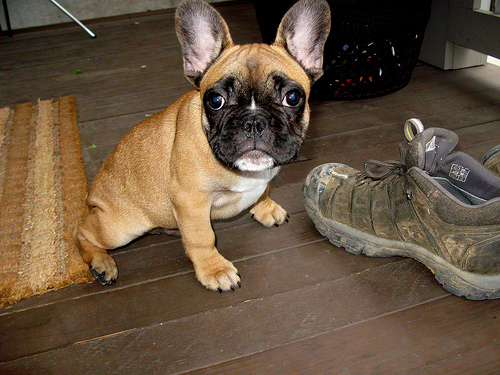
left=303, top=124, right=500, bottom=299
left=483, top=144, right=500, bottom=175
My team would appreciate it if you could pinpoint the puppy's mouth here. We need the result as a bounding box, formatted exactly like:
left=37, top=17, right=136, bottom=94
left=235, top=150, right=275, bottom=171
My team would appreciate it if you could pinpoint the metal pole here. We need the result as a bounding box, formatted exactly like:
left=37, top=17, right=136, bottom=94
left=49, top=0, right=96, bottom=38
left=2, top=0, right=13, bottom=37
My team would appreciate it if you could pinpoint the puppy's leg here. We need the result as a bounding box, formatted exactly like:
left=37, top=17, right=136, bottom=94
left=76, top=228, right=118, bottom=285
left=249, top=183, right=289, bottom=227
left=75, top=207, right=142, bottom=285
left=174, top=196, right=240, bottom=292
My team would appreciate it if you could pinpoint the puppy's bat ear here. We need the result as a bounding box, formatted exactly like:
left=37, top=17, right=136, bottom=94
left=274, top=0, right=331, bottom=83
left=175, top=0, right=233, bottom=87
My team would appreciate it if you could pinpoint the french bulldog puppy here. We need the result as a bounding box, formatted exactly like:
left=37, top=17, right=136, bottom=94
left=76, top=0, right=330, bottom=291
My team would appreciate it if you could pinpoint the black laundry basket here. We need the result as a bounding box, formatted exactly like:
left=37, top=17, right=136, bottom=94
left=253, top=0, right=432, bottom=100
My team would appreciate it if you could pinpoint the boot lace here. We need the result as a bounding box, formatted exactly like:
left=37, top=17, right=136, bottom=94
left=356, top=159, right=413, bottom=200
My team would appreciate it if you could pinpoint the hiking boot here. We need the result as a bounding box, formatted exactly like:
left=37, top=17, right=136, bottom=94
left=303, top=122, right=500, bottom=300
left=482, top=144, right=500, bottom=175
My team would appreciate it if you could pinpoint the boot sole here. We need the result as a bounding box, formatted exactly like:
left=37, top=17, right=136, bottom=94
left=304, top=196, right=500, bottom=300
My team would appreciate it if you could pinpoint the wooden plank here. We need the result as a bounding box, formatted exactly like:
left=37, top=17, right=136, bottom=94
left=0, top=5, right=261, bottom=108
left=461, top=139, right=500, bottom=162
left=308, top=73, right=500, bottom=138
left=0, top=258, right=446, bottom=372
left=300, top=105, right=500, bottom=161
left=0, top=209, right=322, bottom=313
left=185, top=296, right=500, bottom=374
left=75, top=85, right=192, bottom=123
left=0, top=239, right=405, bottom=362
left=0, top=2, right=260, bottom=64
left=0, top=25, right=260, bottom=83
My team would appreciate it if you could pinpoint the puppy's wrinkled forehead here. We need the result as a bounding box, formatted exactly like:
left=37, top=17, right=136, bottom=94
left=200, top=43, right=311, bottom=94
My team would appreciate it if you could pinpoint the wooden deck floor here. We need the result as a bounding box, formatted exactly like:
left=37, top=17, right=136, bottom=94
left=1, top=1, right=500, bottom=373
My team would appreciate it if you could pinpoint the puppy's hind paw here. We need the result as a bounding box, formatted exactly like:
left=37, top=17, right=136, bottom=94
left=90, top=266, right=117, bottom=286
left=89, top=254, right=118, bottom=286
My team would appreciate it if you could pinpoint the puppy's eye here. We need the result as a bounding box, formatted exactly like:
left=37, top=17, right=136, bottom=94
left=206, top=93, right=225, bottom=110
left=282, top=90, right=302, bottom=107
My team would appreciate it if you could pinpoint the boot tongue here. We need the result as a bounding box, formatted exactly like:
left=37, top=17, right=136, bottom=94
left=403, top=127, right=459, bottom=173
left=403, top=127, right=500, bottom=203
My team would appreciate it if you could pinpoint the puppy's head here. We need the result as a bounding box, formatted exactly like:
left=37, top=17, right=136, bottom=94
left=176, top=0, right=330, bottom=172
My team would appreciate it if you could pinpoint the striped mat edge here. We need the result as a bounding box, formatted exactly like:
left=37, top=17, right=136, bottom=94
left=0, top=96, right=93, bottom=308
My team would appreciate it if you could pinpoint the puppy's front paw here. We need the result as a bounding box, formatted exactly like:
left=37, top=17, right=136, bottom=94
left=89, top=253, right=118, bottom=286
left=193, top=252, right=241, bottom=292
left=250, top=198, right=289, bottom=227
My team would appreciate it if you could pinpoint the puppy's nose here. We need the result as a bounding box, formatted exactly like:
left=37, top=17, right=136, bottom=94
left=243, top=116, right=267, bottom=137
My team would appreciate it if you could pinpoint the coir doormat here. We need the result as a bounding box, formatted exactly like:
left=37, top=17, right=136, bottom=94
left=0, top=96, right=92, bottom=308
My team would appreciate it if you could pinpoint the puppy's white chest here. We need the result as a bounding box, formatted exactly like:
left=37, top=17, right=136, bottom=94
left=213, top=167, right=279, bottom=213
left=234, top=170, right=275, bottom=211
